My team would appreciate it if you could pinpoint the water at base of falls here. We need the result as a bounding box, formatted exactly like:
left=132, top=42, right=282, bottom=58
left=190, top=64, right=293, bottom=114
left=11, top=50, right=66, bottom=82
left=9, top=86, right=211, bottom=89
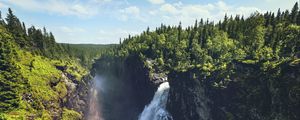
left=86, top=76, right=103, bottom=120
left=88, top=81, right=104, bottom=120
left=88, top=74, right=172, bottom=120
left=138, top=82, right=173, bottom=120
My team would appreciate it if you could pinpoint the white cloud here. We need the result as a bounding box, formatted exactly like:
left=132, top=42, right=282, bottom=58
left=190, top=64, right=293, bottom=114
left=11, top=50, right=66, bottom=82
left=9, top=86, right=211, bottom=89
left=119, top=6, right=142, bottom=21
left=4, top=0, right=295, bottom=44
left=149, top=10, right=157, bottom=15
left=261, top=0, right=298, bottom=11
left=216, top=1, right=230, bottom=12
left=96, top=29, right=139, bottom=44
left=156, top=1, right=264, bottom=27
left=92, top=0, right=112, bottom=3
left=71, top=4, right=90, bottom=16
left=122, top=6, right=140, bottom=15
left=0, top=2, right=8, bottom=9
left=214, top=1, right=263, bottom=17
left=6, top=0, right=98, bottom=18
left=148, top=0, right=165, bottom=5
left=59, top=26, right=86, bottom=34
left=51, top=26, right=89, bottom=43
left=160, top=4, right=178, bottom=14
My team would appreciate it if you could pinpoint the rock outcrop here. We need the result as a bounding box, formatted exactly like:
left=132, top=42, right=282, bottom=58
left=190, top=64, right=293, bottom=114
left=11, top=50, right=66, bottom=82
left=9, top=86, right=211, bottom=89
left=166, top=60, right=300, bottom=120
left=167, top=71, right=211, bottom=120
left=92, top=55, right=159, bottom=120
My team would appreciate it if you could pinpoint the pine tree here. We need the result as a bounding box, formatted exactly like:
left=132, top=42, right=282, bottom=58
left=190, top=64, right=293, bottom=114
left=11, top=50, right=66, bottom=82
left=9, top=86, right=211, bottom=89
left=0, top=11, right=5, bottom=25
left=178, top=22, right=182, bottom=41
left=194, top=20, right=198, bottom=29
left=242, top=13, right=266, bottom=59
left=5, top=8, right=27, bottom=47
left=276, top=9, right=282, bottom=22
left=146, top=27, right=150, bottom=34
left=22, top=22, right=26, bottom=35
left=0, top=30, right=22, bottom=112
left=297, top=8, right=300, bottom=25
left=270, top=13, right=275, bottom=27
left=290, top=2, right=299, bottom=23
left=222, top=14, right=229, bottom=31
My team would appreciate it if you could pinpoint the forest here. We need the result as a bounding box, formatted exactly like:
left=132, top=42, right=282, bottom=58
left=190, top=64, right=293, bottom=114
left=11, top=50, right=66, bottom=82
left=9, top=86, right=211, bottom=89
left=0, top=8, right=112, bottom=119
left=114, top=2, right=300, bottom=74
left=97, top=2, right=300, bottom=120
left=0, top=2, right=300, bottom=120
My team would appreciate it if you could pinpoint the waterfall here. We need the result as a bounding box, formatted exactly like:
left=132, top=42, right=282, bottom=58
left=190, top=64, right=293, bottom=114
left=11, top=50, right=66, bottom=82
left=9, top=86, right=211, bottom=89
left=87, top=75, right=104, bottom=120
left=138, top=82, right=173, bottom=120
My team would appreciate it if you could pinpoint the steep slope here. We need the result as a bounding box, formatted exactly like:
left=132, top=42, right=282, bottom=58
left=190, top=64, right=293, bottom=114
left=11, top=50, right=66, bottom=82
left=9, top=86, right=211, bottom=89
left=0, top=9, right=108, bottom=119
left=167, top=59, right=300, bottom=120
left=92, top=55, right=158, bottom=120
left=0, top=25, right=92, bottom=119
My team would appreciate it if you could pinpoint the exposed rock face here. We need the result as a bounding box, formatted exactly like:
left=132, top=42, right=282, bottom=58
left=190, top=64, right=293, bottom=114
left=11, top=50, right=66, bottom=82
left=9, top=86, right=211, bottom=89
left=123, top=56, right=157, bottom=110
left=92, top=55, right=158, bottom=120
left=60, top=71, right=92, bottom=119
left=53, top=64, right=92, bottom=118
left=167, top=72, right=211, bottom=120
left=145, top=59, right=168, bottom=85
left=67, top=75, right=92, bottom=116
left=151, top=73, right=168, bottom=84
left=93, top=54, right=300, bottom=120
left=166, top=60, right=300, bottom=120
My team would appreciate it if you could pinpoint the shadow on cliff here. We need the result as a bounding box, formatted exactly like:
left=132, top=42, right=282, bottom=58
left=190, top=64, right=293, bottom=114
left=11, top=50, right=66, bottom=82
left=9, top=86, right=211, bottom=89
left=91, top=55, right=156, bottom=120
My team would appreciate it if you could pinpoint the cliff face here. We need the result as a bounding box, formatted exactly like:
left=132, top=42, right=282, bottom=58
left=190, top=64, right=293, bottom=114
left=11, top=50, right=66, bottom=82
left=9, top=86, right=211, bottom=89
left=63, top=72, right=92, bottom=119
left=0, top=14, right=100, bottom=119
left=166, top=60, right=300, bottom=120
left=46, top=64, right=93, bottom=120
left=93, top=53, right=300, bottom=120
left=92, top=55, right=158, bottom=120
left=167, top=71, right=211, bottom=120
left=0, top=51, right=92, bottom=119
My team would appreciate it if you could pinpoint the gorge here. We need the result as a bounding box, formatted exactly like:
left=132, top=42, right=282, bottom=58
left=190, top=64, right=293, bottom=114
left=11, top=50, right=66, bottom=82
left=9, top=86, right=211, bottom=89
left=86, top=54, right=300, bottom=120
left=1, top=2, right=300, bottom=120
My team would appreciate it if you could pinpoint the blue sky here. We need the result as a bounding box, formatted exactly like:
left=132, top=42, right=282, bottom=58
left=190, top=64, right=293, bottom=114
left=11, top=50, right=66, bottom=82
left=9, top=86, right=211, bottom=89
left=0, top=0, right=298, bottom=44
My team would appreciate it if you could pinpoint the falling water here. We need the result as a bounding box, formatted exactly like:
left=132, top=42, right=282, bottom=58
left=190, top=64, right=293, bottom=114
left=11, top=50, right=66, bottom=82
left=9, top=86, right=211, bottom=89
left=87, top=76, right=104, bottom=120
left=138, top=82, right=173, bottom=120
left=88, top=74, right=172, bottom=120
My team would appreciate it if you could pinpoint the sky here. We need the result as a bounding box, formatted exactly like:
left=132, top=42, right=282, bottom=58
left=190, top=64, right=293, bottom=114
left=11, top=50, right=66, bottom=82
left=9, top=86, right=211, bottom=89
left=0, top=0, right=298, bottom=44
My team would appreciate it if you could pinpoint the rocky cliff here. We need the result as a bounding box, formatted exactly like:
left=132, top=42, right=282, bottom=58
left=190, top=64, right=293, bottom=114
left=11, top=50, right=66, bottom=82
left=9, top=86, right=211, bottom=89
left=92, top=54, right=300, bottom=120
left=92, top=55, right=161, bottom=120
left=166, top=59, right=300, bottom=120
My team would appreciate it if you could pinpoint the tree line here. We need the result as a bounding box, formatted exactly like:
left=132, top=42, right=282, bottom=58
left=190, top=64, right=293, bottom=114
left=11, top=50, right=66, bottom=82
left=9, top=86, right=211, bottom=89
left=0, top=8, right=110, bottom=114
left=115, top=2, right=300, bottom=74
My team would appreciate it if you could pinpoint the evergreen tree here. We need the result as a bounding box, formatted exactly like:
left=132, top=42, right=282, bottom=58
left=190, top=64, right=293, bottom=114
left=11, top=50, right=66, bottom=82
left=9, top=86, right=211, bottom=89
left=290, top=2, right=299, bottom=23
left=297, top=8, right=300, bottom=25
left=0, top=27, right=23, bottom=112
left=222, top=14, right=229, bottom=31
left=0, top=11, right=5, bottom=25
left=5, top=8, right=27, bottom=47
left=276, top=9, right=282, bottom=22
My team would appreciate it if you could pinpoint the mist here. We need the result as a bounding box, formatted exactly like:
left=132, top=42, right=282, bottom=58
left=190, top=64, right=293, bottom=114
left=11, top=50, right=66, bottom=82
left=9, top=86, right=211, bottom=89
left=89, top=73, right=141, bottom=120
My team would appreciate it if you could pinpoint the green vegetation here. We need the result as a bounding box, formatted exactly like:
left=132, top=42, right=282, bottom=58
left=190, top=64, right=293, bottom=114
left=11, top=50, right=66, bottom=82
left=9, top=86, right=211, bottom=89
left=98, top=2, right=299, bottom=120
left=62, top=108, right=82, bottom=120
left=111, top=2, right=300, bottom=78
left=1, top=1, right=300, bottom=120
left=61, top=43, right=115, bottom=68
left=0, top=8, right=109, bottom=119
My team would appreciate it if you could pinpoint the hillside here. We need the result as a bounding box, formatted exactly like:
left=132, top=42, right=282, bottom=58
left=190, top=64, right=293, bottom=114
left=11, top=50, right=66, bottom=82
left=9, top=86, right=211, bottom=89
left=1, top=2, right=300, bottom=120
left=0, top=9, right=109, bottom=119
left=60, top=43, right=116, bottom=68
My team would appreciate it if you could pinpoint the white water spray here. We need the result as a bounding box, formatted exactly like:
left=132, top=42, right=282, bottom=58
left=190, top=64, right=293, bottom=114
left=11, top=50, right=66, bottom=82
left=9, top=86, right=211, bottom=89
left=88, top=75, right=104, bottom=120
left=139, top=82, right=173, bottom=120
